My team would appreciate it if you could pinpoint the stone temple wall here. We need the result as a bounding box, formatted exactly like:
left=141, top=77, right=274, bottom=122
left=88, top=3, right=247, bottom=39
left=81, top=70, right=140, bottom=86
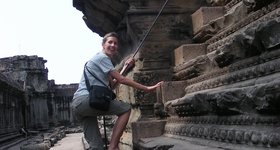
left=157, top=0, right=280, bottom=149
left=73, top=0, right=280, bottom=149
left=0, top=55, right=78, bottom=145
left=0, top=55, right=50, bottom=129
left=53, top=83, right=79, bottom=125
left=0, top=73, right=25, bottom=140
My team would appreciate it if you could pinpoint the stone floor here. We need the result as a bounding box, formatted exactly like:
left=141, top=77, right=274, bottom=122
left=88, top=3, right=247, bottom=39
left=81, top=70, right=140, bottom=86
left=6, top=132, right=278, bottom=150
left=50, top=133, right=85, bottom=150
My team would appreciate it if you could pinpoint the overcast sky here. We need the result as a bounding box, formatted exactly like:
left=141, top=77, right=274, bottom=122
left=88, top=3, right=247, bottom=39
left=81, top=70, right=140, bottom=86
left=0, top=0, right=103, bottom=84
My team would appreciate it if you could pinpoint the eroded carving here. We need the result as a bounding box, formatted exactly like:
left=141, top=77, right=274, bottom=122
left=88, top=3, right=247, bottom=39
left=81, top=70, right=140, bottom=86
left=173, top=55, right=211, bottom=80
left=243, top=0, right=275, bottom=12
left=206, top=0, right=232, bottom=6
left=167, top=77, right=280, bottom=117
left=207, top=17, right=280, bottom=68
left=165, top=122, right=280, bottom=147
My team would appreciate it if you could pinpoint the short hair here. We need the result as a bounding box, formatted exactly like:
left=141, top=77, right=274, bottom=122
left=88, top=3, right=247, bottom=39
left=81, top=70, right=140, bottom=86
left=102, top=32, right=119, bottom=45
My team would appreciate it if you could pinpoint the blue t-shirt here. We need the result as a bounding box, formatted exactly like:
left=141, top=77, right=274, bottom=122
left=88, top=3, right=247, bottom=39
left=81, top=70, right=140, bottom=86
left=73, top=52, right=115, bottom=99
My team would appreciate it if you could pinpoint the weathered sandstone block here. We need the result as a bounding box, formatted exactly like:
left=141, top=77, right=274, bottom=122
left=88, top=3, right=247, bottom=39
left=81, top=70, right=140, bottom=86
left=159, top=81, right=188, bottom=104
left=174, top=44, right=206, bottom=66
left=131, top=120, right=166, bottom=143
left=191, top=7, right=224, bottom=35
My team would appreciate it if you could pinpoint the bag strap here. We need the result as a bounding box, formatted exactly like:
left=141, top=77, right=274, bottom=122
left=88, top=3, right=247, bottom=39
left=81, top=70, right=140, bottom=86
left=83, top=64, right=91, bottom=91
left=83, top=62, right=110, bottom=90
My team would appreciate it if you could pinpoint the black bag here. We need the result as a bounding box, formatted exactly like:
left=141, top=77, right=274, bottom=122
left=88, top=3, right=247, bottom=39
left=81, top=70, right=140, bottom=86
left=88, top=85, right=116, bottom=111
left=84, top=63, right=116, bottom=111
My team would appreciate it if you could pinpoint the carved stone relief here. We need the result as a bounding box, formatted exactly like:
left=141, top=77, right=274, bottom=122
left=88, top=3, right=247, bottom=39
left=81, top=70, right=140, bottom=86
left=206, top=0, right=232, bottom=6
left=158, top=2, right=280, bottom=149
left=243, top=0, right=275, bottom=12
left=207, top=12, right=280, bottom=67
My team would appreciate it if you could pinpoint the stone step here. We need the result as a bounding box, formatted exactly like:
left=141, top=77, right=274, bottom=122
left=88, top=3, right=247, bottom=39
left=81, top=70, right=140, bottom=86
left=173, top=44, right=206, bottom=67
left=137, top=135, right=280, bottom=150
left=191, top=7, right=224, bottom=35
left=0, top=133, right=25, bottom=150
left=0, top=132, right=23, bottom=144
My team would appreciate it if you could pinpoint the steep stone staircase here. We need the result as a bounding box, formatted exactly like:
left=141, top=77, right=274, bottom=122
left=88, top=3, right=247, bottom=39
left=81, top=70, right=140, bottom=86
left=134, top=1, right=280, bottom=150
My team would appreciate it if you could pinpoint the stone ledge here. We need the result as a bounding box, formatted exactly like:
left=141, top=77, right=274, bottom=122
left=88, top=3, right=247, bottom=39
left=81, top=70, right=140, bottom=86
left=174, top=44, right=207, bottom=66
left=136, top=134, right=279, bottom=150
left=191, top=7, right=224, bottom=35
left=132, top=120, right=166, bottom=143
